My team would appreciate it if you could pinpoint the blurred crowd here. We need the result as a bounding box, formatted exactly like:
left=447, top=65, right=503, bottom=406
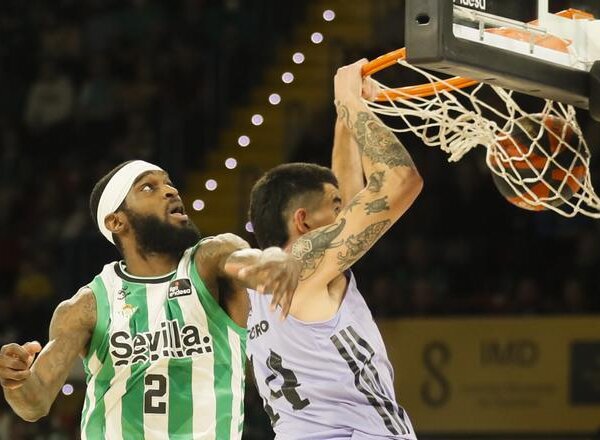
left=0, top=0, right=303, bottom=343
left=0, top=0, right=302, bottom=438
left=1, top=0, right=599, bottom=439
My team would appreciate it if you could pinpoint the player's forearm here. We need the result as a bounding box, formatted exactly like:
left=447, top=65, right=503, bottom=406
left=332, top=118, right=364, bottom=205
left=342, top=98, right=417, bottom=176
left=336, top=97, right=422, bottom=211
left=222, top=248, right=263, bottom=279
left=223, top=247, right=286, bottom=288
left=3, top=373, right=51, bottom=422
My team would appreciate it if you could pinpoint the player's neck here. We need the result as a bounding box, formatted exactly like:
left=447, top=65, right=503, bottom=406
left=284, top=230, right=303, bottom=252
left=122, top=250, right=178, bottom=278
left=283, top=239, right=295, bottom=253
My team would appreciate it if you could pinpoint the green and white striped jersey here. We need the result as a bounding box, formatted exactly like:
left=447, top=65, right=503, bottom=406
left=80, top=245, right=246, bottom=440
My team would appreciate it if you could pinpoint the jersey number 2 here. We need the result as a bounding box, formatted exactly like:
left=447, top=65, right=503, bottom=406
left=144, top=374, right=167, bottom=414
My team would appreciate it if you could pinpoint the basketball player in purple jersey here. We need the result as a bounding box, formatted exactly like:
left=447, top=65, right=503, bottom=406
left=245, top=59, right=423, bottom=439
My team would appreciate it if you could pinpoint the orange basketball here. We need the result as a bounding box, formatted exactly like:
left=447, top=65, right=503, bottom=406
left=488, top=114, right=587, bottom=211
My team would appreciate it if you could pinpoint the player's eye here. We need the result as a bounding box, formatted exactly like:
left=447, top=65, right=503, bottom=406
left=141, top=184, right=153, bottom=192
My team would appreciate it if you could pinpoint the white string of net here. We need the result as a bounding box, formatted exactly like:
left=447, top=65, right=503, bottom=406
left=365, top=59, right=600, bottom=218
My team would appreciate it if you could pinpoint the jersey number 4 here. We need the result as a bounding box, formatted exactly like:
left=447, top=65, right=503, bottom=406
left=263, top=350, right=310, bottom=423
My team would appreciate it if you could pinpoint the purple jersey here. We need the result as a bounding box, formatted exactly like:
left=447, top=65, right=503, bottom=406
left=246, top=272, right=416, bottom=440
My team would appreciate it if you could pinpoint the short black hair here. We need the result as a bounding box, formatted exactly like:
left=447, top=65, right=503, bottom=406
left=89, top=161, right=133, bottom=251
left=249, top=163, right=338, bottom=249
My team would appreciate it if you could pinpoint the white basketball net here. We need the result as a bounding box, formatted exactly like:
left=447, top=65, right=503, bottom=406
left=365, top=60, right=600, bottom=218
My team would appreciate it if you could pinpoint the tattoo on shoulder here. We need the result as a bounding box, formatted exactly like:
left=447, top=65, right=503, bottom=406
left=337, top=220, right=391, bottom=270
left=291, top=219, right=346, bottom=280
left=354, top=111, right=415, bottom=169
left=365, top=196, right=390, bottom=215
left=367, top=171, right=385, bottom=193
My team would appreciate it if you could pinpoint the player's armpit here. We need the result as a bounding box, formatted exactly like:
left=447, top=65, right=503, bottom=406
left=3, top=288, right=95, bottom=421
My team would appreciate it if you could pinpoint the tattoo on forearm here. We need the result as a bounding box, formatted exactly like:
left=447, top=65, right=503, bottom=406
left=291, top=220, right=346, bottom=280
left=367, top=171, right=385, bottom=193
left=365, top=196, right=390, bottom=215
left=337, top=220, right=391, bottom=270
left=354, top=111, right=415, bottom=169
left=335, top=100, right=352, bottom=128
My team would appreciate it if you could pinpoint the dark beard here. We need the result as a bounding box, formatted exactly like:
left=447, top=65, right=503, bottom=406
left=123, top=208, right=201, bottom=260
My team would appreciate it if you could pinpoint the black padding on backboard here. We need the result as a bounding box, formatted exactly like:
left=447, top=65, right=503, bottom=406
left=405, top=0, right=591, bottom=112
left=589, top=61, right=600, bottom=122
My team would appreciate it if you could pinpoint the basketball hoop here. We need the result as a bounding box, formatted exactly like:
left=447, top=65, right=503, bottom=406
left=362, top=9, right=600, bottom=218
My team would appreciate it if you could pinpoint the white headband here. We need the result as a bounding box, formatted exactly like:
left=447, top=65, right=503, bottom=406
left=97, top=160, right=163, bottom=244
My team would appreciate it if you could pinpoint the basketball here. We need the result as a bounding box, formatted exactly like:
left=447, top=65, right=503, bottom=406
left=487, top=114, right=587, bottom=211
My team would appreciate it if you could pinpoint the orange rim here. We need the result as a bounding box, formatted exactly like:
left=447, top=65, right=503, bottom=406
left=361, top=47, right=479, bottom=101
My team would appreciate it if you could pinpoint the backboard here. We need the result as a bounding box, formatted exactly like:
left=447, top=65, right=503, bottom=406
left=404, top=0, right=600, bottom=120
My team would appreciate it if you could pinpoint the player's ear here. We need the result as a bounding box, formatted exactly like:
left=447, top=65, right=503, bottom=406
left=292, top=208, right=311, bottom=234
left=105, top=211, right=127, bottom=235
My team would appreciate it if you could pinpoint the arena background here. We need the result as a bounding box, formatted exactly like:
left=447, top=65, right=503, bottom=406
left=0, top=0, right=599, bottom=438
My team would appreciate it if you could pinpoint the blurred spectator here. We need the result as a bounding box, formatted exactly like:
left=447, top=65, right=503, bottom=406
left=111, top=111, right=156, bottom=161
left=13, top=260, right=55, bottom=305
left=561, top=279, right=589, bottom=314
left=512, top=277, right=544, bottom=314
left=23, top=60, right=74, bottom=131
left=118, top=59, right=158, bottom=112
left=77, top=55, right=117, bottom=123
left=369, top=275, right=404, bottom=317
left=408, top=277, right=441, bottom=316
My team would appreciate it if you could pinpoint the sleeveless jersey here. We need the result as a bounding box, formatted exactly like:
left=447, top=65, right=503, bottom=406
left=246, top=272, right=416, bottom=440
left=80, top=245, right=246, bottom=440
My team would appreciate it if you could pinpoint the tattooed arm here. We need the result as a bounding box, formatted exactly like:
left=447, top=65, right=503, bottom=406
left=195, top=234, right=300, bottom=317
left=1, top=288, right=95, bottom=421
left=292, top=60, right=423, bottom=285
left=331, top=118, right=363, bottom=206
left=331, top=76, right=382, bottom=205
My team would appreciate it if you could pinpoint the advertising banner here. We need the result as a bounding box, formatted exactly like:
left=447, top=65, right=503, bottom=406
left=379, top=317, right=600, bottom=434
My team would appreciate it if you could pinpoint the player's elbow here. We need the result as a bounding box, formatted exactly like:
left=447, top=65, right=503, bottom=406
left=394, top=167, right=423, bottom=199
left=383, top=168, right=423, bottom=216
left=408, top=168, right=424, bottom=193
left=21, top=413, right=45, bottom=423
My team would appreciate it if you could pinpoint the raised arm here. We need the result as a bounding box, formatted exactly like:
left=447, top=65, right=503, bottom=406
left=331, top=77, right=381, bottom=204
left=1, top=288, right=95, bottom=421
left=332, top=119, right=364, bottom=206
left=292, top=59, right=423, bottom=286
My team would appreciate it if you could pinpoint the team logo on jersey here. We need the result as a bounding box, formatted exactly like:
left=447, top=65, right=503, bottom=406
left=118, top=303, right=137, bottom=320
left=110, top=319, right=212, bottom=366
left=168, top=279, right=192, bottom=299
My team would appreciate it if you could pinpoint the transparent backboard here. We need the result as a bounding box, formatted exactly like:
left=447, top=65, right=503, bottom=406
left=453, top=0, right=600, bottom=71
left=404, top=0, right=600, bottom=119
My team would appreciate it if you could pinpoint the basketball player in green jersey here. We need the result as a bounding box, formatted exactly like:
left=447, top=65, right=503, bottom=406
left=0, top=160, right=300, bottom=439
